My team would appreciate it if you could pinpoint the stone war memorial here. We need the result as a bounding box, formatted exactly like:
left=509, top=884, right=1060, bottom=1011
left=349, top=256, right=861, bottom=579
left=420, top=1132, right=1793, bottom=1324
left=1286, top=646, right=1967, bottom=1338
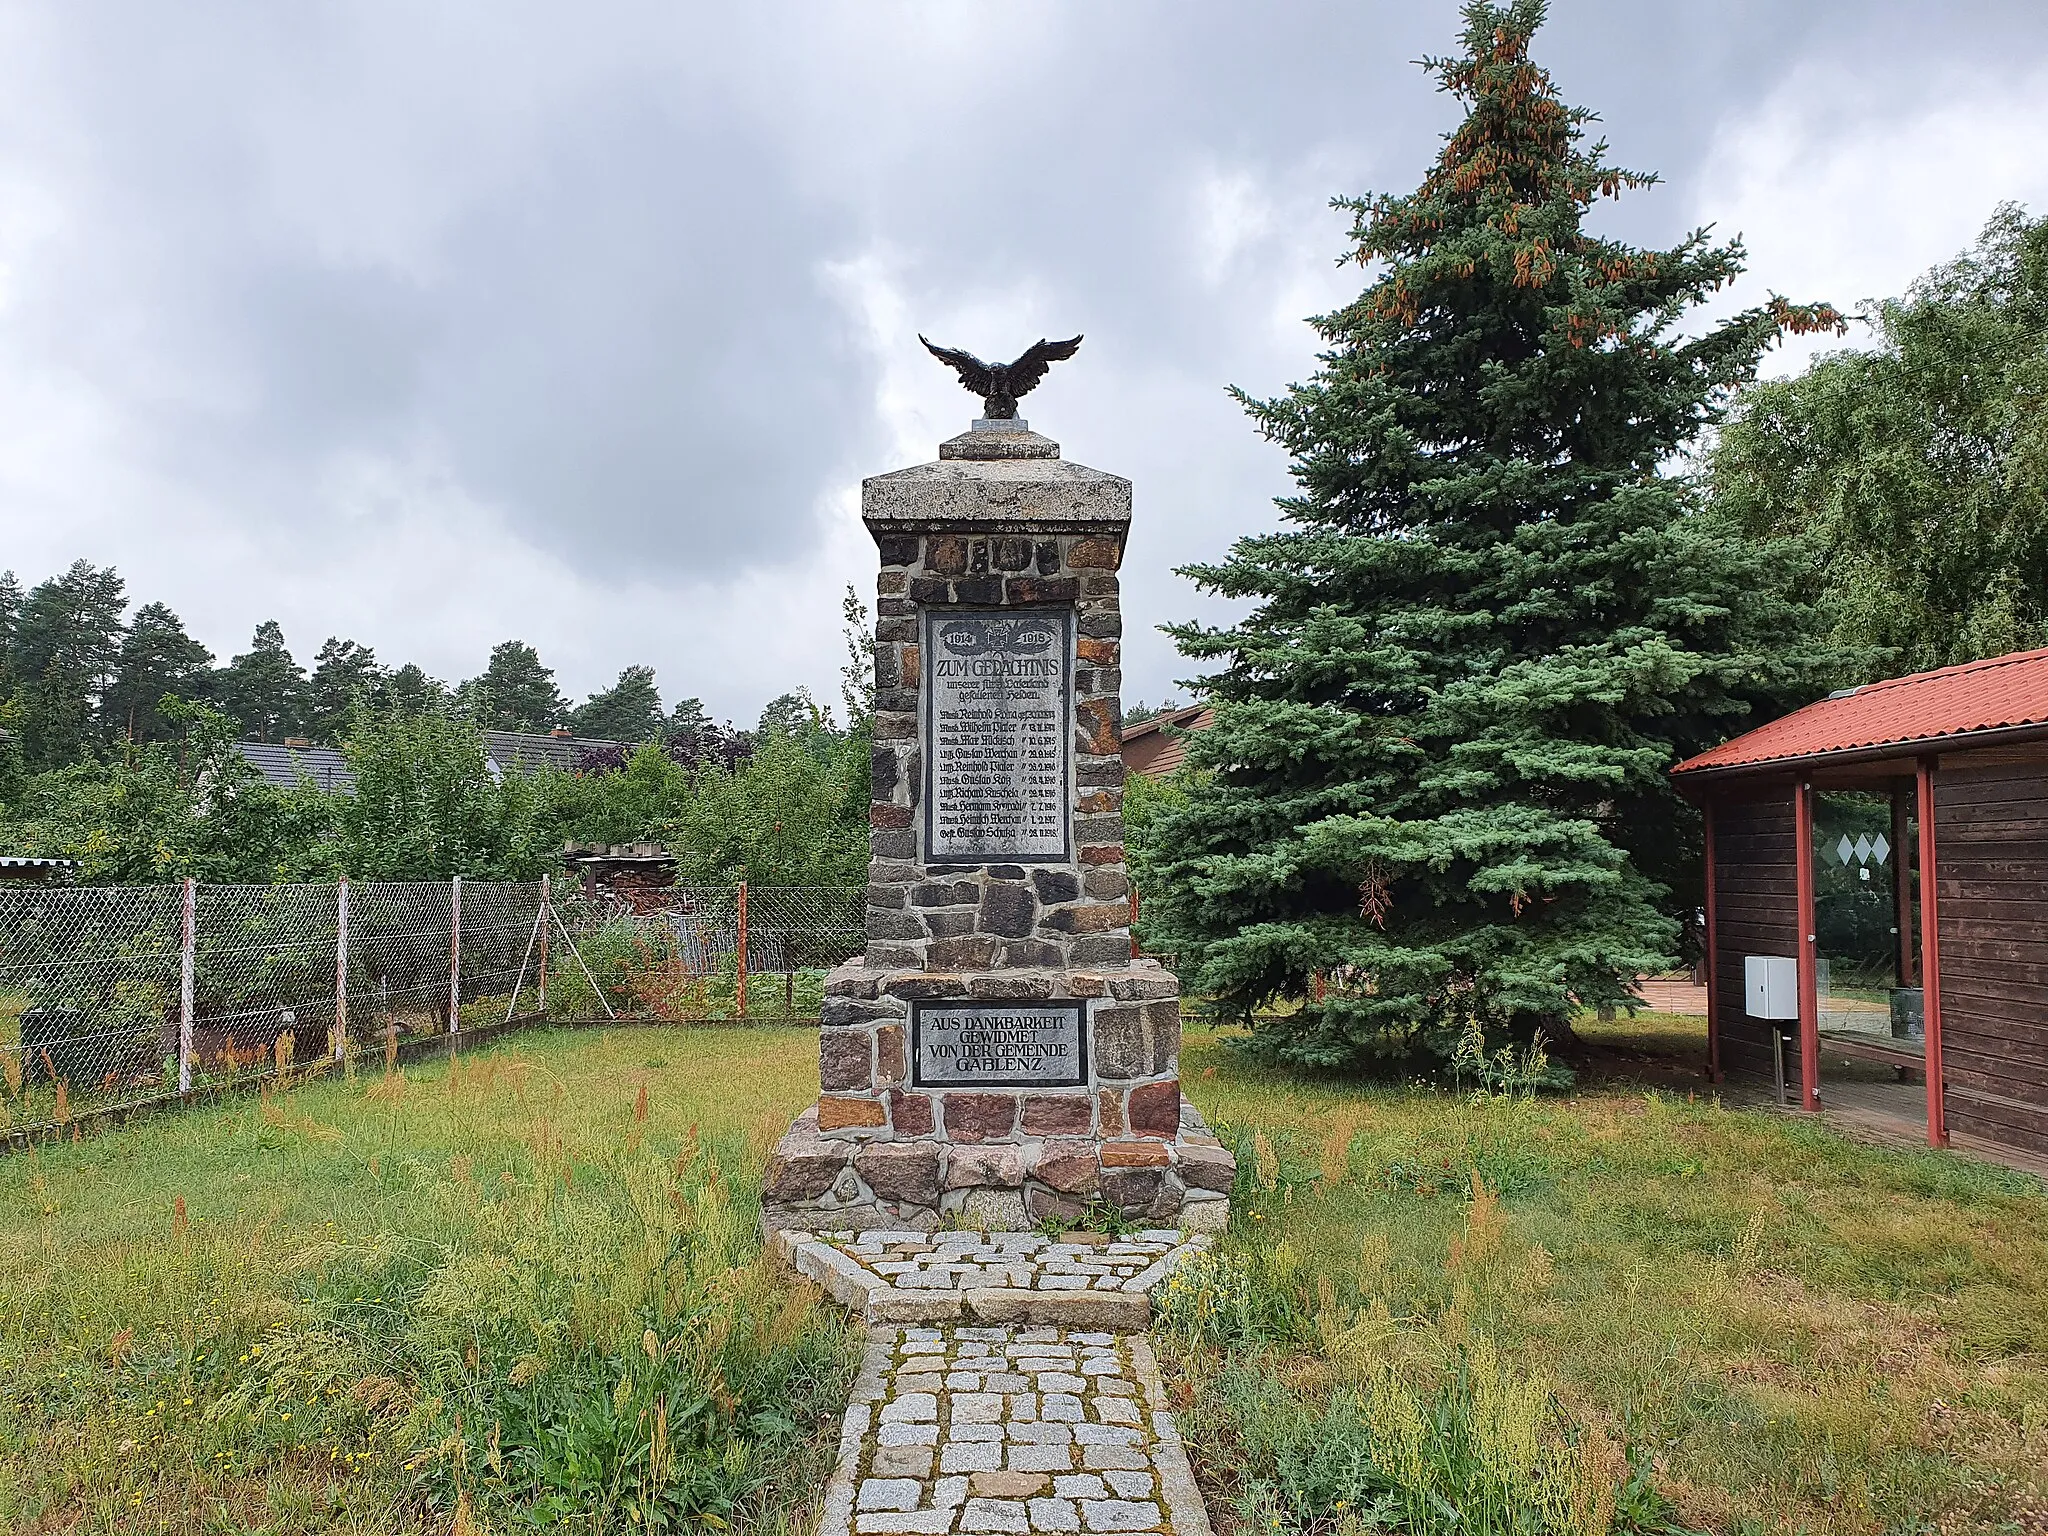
left=762, top=337, right=1235, bottom=1245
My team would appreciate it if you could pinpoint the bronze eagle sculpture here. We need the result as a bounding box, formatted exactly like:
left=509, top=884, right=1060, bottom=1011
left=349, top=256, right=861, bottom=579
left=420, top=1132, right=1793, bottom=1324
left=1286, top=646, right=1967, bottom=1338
left=919, top=333, right=1083, bottom=419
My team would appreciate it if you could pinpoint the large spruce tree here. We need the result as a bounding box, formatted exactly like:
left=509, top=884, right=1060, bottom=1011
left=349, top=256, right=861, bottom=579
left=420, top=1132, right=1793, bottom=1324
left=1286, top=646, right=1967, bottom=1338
left=1139, top=1, right=1853, bottom=1069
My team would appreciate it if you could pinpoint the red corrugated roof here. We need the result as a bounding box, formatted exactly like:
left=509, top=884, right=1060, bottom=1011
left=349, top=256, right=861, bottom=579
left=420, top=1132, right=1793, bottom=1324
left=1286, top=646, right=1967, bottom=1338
left=1673, top=646, right=2048, bottom=776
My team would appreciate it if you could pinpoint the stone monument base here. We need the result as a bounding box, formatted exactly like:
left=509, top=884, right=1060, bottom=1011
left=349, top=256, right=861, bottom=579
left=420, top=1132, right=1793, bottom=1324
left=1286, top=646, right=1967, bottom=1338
left=759, top=959, right=1235, bottom=1235
left=759, top=1097, right=1233, bottom=1236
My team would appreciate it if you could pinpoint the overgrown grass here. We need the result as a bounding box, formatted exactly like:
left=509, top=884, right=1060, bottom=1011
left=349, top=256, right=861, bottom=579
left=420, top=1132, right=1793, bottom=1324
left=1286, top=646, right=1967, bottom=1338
left=0, top=1025, right=853, bottom=1534
left=1164, top=1017, right=2048, bottom=1536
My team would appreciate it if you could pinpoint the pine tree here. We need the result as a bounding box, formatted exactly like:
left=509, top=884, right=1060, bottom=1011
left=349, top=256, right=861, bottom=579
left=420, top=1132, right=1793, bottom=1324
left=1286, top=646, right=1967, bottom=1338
left=218, top=620, right=308, bottom=741
left=307, top=637, right=385, bottom=743
left=0, top=570, right=21, bottom=694
left=106, top=601, right=214, bottom=744
left=666, top=695, right=711, bottom=743
left=1138, top=0, right=1853, bottom=1070
left=570, top=664, right=666, bottom=742
left=463, top=640, right=568, bottom=731
left=383, top=662, right=448, bottom=715
left=14, top=560, right=129, bottom=767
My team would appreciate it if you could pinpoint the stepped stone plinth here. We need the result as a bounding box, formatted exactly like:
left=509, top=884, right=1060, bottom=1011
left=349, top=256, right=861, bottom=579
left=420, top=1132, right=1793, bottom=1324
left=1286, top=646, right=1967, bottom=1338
left=761, top=421, right=1234, bottom=1235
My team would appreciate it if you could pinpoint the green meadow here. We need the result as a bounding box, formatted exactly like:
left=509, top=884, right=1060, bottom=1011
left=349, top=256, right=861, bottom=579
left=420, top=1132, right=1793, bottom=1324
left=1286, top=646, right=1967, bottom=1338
left=2, top=1019, right=2043, bottom=1534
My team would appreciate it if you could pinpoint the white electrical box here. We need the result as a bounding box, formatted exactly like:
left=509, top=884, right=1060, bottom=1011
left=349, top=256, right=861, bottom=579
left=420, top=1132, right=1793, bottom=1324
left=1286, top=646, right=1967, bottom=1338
left=1744, top=955, right=1799, bottom=1020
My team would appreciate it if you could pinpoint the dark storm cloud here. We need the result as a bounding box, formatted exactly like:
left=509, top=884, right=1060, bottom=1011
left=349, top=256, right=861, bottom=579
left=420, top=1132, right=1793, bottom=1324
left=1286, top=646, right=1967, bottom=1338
left=0, top=0, right=2044, bottom=711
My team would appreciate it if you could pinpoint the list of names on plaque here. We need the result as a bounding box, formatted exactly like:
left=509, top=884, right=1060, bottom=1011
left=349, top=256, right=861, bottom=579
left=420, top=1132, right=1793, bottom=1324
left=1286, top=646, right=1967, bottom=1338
left=912, top=1000, right=1088, bottom=1088
left=924, top=610, right=1072, bottom=862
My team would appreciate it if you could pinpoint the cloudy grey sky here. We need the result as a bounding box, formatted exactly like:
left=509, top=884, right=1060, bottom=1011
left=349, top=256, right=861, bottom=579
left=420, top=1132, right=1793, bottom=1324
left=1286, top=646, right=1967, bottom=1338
left=3, top=1, right=2045, bottom=724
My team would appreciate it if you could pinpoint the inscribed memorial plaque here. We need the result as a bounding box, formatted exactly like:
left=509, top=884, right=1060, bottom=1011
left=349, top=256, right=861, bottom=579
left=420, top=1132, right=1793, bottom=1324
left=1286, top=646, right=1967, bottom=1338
left=923, top=608, right=1073, bottom=862
left=911, top=999, right=1088, bottom=1088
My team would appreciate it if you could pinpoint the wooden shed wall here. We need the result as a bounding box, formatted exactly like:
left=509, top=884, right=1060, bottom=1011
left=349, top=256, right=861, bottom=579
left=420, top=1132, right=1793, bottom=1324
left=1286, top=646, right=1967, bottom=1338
left=1711, top=788, right=1806, bottom=1094
left=1934, top=758, right=2048, bottom=1154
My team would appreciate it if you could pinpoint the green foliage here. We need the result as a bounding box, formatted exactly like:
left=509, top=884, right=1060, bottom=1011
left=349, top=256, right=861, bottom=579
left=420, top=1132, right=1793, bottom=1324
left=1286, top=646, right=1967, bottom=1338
left=306, top=637, right=385, bottom=744
left=1182, top=1350, right=1687, bottom=1536
left=0, top=689, right=873, bottom=888
left=660, top=718, right=870, bottom=888
left=558, top=742, right=702, bottom=848
left=333, top=706, right=552, bottom=880
left=840, top=585, right=875, bottom=732
left=1154, top=1247, right=1316, bottom=1352
left=1711, top=203, right=2048, bottom=672
left=465, top=639, right=570, bottom=731
left=1136, top=1, right=1855, bottom=1073
left=0, top=698, right=327, bottom=883
left=11, top=559, right=129, bottom=768
left=105, top=602, right=215, bottom=745
left=217, top=620, right=310, bottom=743
left=573, top=664, right=668, bottom=744
left=383, top=661, right=449, bottom=715
left=1447, top=1018, right=1572, bottom=1097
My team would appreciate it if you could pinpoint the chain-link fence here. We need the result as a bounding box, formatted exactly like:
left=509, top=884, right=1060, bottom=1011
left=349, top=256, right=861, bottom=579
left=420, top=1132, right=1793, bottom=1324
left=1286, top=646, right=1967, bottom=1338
left=550, top=885, right=865, bottom=1022
left=0, top=884, right=183, bottom=1135
left=2, top=879, right=863, bottom=1144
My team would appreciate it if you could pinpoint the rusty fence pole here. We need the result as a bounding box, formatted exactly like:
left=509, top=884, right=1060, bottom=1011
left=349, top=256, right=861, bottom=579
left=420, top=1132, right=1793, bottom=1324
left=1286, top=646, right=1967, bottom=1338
left=538, top=873, right=550, bottom=1017
left=334, top=876, right=349, bottom=1063
left=736, top=881, right=749, bottom=1018
left=1129, top=887, right=1140, bottom=960
left=449, top=875, right=463, bottom=1035
left=179, top=877, right=196, bottom=1094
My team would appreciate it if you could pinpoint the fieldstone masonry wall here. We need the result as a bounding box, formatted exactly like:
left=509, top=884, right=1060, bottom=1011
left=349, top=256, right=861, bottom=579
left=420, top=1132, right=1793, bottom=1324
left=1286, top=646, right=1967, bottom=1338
left=763, top=422, right=1233, bottom=1236
left=866, top=526, right=1132, bottom=969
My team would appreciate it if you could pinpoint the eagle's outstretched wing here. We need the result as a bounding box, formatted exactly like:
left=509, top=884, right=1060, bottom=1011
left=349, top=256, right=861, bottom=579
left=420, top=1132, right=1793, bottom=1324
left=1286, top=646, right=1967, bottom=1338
left=919, top=336, right=995, bottom=397
left=1005, top=335, right=1084, bottom=396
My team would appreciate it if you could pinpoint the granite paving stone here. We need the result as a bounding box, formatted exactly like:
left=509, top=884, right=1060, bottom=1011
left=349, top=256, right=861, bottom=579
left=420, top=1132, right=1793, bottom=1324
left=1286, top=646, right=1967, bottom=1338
left=820, top=1324, right=1208, bottom=1536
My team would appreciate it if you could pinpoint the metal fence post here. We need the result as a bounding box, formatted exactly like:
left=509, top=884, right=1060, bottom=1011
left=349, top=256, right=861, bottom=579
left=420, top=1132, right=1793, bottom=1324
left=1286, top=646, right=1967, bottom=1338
left=449, top=875, right=462, bottom=1035
left=537, top=874, right=550, bottom=1016
left=736, top=881, right=748, bottom=1018
left=179, top=877, right=196, bottom=1094
left=334, top=876, right=349, bottom=1062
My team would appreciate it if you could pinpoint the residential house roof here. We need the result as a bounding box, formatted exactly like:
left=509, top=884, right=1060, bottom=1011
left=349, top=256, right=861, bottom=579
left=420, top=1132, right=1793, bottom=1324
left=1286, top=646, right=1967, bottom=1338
left=237, top=741, right=357, bottom=792
left=480, top=729, right=629, bottom=773
left=1121, top=703, right=1213, bottom=779
left=235, top=728, right=631, bottom=793
left=1672, top=646, right=2048, bottom=778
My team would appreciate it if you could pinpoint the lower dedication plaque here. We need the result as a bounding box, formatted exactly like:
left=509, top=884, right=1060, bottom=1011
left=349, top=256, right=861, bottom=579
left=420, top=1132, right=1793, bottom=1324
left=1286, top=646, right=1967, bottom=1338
left=911, top=999, right=1088, bottom=1089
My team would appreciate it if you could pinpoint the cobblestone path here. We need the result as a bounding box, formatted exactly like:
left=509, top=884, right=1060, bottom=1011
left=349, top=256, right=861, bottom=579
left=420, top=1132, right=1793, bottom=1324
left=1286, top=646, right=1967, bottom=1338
left=817, top=1325, right=1210, bottom=1536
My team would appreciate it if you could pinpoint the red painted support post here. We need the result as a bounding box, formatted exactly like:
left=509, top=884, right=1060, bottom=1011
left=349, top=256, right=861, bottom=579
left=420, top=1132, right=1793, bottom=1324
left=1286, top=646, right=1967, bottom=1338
left=1129, top=886, right=1140, bottom=960
left=1917, top=757, right=1948, bottom=1147
left=537, top=873, right=550, bottom=1017
left=334, top=876, right=349, bottom=1063
left=179, top=877, right=196, bottom=1095
left=735, top=881, right=749, bottom=1019
left=448, top=875, right=462, bottom=1035
left=1793, top=780, right=1821, bottom=1111
left=1703, top=802, right=1721, bottom=1083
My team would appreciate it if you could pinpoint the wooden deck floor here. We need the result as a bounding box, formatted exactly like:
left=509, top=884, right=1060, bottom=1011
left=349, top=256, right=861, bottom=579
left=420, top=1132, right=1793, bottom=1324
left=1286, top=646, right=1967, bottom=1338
left=1718, top=1068, right=2048, bottom=1180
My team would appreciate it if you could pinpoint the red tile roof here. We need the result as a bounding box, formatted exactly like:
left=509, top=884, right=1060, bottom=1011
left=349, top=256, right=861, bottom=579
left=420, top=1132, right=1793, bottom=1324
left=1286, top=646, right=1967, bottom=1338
left=1673, top=646, right=2048, bottom=776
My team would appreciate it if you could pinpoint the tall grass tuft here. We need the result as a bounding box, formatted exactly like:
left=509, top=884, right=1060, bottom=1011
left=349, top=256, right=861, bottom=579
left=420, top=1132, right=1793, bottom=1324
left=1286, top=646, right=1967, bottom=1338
left=1159, top=1180, right=1693, bottom=1535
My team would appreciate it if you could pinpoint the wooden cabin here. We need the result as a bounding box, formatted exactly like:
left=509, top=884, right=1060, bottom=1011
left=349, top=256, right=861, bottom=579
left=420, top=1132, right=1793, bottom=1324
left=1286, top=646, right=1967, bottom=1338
left=1672, top=647, right=2048, bottom=1159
